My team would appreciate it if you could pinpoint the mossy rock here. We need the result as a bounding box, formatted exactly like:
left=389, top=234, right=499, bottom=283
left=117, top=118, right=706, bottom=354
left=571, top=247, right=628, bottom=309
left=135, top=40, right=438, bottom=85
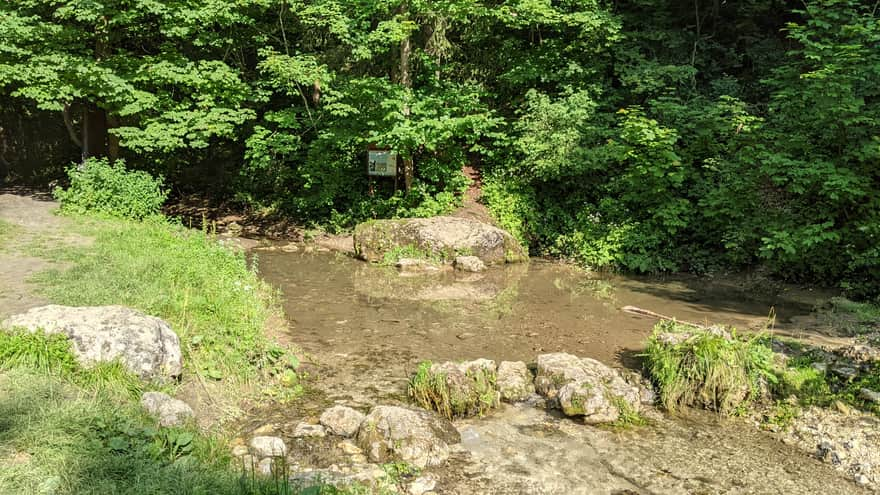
left=353, top=217, right=528, bottom=265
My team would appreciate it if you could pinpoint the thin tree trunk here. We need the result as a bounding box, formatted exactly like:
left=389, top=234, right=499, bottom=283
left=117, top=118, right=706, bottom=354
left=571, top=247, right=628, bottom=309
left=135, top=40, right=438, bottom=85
left=107, top=113, right=120, bottom=162
left=400, top=17, right=414, bottom=192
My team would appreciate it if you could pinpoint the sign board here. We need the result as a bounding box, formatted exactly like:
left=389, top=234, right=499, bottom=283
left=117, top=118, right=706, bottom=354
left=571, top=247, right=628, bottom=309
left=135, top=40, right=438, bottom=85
left=367, top=149, right=398, bottom=177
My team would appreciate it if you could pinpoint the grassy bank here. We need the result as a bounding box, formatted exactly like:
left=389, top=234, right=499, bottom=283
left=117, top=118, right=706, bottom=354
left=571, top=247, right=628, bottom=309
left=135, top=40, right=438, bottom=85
left=29, top=216, right=295, bottom=385
left=0, top=331, right=344, bottom=495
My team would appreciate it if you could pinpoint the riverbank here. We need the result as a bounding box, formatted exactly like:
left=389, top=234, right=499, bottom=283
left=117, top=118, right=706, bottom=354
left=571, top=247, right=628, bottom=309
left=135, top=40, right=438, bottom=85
left=3, top=190, right=879, bottom=494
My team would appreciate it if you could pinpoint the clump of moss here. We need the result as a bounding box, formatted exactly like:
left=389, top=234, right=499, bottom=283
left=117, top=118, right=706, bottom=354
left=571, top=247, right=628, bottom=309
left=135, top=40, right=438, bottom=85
left=644, top=321, right=776, bottom=414
left=408, top=361, right=499, bottom=419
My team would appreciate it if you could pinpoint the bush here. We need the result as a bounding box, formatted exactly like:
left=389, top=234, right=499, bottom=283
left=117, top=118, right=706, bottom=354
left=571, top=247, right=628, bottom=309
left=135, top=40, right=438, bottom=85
left=644, top=321, right=776, bottom=414
left=54, top=158, right=167, bottom=220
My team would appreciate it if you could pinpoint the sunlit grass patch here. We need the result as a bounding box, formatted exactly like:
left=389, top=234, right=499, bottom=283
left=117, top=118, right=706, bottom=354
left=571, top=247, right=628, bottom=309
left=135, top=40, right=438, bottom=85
left=29, top=216, right=291, bottom=385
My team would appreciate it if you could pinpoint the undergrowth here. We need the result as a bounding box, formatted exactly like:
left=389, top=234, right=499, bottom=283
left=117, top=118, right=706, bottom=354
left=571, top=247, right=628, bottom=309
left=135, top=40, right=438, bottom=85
left=644, top=321, right=776, bottom=414
left=53, top=158, right=168, bottom=220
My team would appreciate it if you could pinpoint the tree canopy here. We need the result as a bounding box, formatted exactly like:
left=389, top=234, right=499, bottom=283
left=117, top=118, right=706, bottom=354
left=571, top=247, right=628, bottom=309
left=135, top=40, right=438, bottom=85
left=2, top=0, right=878, bottom=297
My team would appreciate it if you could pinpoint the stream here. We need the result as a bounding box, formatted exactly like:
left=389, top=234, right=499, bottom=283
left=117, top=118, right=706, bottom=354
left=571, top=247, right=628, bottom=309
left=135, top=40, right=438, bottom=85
left=252, top=250, right=869, bottom=494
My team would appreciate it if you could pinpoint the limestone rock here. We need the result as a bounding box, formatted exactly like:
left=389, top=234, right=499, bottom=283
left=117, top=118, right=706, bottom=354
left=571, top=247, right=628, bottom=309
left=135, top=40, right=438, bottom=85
left=320, top=405, right=366, bottom=437
left=293, top=422, right=326, bottom=438
left=496, top=361, right=534, bottom=402
left=354, top=217, right=527, bottom=265
left=534, top=353, right=649, bottom=423
left=454, top=256, right=486, bottom=272
left=859, top=388, right=880, bottom=404
left=3, top=305, right=182, bottom=380
left=140, top=391, right=193, bottom=427
left=557, top=381, right=620, bottom=424
left=424, top=359, right=499, bottom=417
left=408, top=475, right=437, bottom=495
left=356, top=405, right=460, bottom=468
left=249, top=436, right=287, bottom=458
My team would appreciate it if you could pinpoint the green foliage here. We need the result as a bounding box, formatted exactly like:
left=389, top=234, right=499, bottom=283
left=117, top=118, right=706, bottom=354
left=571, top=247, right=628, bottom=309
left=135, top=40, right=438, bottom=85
left=54, top=158, right=167, bottom=220
left=30, top=216, right=297, bottom=384
left=408, top=361, right=499, bottom=420
left=644, top=322, right=776, bottom=414
left=4, top=0, right=880, bottom=297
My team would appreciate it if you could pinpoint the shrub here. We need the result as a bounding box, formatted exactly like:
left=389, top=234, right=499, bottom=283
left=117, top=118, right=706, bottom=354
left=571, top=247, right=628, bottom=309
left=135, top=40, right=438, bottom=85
left=54, top=158, right=167, bottom=220
left=644, top=321, right=776, bottom=414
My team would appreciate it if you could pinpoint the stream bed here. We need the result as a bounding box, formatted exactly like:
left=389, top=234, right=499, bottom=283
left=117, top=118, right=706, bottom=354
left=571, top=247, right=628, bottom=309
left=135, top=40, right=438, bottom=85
left=252, top=250, right=870, bottom=494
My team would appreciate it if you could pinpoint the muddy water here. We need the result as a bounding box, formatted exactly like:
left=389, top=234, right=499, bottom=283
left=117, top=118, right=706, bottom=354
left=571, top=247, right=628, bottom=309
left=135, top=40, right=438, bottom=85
left=256, top=251, right=867, bottom=494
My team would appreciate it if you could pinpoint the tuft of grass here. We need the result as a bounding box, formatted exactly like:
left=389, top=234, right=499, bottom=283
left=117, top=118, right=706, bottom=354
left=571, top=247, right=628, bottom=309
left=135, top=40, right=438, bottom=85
left=644, top=321, right=776, bottom=414
left=408, top=361, right=499, bottom=419
left=29, top=216, right=296, bottom=385
left=609, top=395, right=649, bottom=428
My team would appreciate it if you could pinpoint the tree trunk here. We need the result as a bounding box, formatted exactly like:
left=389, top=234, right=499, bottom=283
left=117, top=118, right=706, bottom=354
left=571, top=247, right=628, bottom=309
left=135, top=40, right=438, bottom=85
left=82, top=102, right=108, bottom=161
left=400, top=17, right=414, bottom=192
left=107, top=114, right=120, bottom=162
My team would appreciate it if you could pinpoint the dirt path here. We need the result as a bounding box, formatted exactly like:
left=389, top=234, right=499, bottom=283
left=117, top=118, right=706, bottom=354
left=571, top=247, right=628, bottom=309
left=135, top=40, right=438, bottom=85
left=0, top=190, right=87, bottom=319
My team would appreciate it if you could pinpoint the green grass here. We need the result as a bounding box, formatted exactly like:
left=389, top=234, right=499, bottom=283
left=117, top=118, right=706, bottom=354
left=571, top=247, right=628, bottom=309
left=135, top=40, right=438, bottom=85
left=408, top=361, right=499, bottom=419
left=644, top=321, right=776, bottom=414
left=0, top=333, right=362, bottom=495
left=0, top=219, right=16, bottom=250
left=28, top=216, right=296, bottom=385
left=773, top=350, right=880, bottom=416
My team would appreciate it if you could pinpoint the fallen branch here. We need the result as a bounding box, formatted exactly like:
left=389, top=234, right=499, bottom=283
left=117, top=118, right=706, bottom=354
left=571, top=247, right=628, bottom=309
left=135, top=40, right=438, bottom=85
left=621, top=305, right=706, bottom=329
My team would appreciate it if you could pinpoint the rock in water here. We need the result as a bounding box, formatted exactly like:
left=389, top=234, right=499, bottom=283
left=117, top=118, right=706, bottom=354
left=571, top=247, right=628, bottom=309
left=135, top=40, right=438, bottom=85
left=320, top=405, right=366, bottom=437
left=3, top=305, right=182, bottom=380
left=454, top=255, right=486, bottom=272
left=535, top=353, right=650, bottom=424
left=356, top=405, right=460, bottom=468
left=496, top=361, right=535, bottom=402
left=353, top=217, right=527, bottom=265
left=141, top=392, right=194, bottom=427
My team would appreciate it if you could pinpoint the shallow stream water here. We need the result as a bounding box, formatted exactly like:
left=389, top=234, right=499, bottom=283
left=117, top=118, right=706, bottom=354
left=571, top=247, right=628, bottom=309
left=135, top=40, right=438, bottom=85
left=254, top=251, right=867, bottom=494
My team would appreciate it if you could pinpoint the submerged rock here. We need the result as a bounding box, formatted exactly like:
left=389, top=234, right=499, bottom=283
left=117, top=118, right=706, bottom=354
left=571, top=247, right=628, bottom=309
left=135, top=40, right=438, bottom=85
left=496, top=361, right=535, bottom=402
left=356, top=405, right=460, bottom=468
left=353, top=217, right=527, bottom=265
left=140, top=391, right=193, bottom=427
left=534, top=353, right=649, bottom=423
left=2, top=305, right=182, bottom=380
left=320, top=405, right=366, bottom=437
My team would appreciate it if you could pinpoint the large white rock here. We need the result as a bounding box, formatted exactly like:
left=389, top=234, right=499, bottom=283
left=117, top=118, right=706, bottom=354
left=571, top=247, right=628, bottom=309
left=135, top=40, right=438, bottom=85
left=3, top=305, right=182, bottom=380
left=356, top=405, right=460, bottom=468
left=141, top=391, right=194, bottom=427
left=354, top=217, right=528, bottom=265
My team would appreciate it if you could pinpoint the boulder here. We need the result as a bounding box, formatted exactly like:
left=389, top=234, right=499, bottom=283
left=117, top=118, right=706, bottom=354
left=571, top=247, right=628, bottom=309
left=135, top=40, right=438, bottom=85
left=3, top=305, right=182, bottom=380
left=249, top=436, right=287, bottom=458
left=534, top=353, right=649, bottom=423
left=140, top=391, right=194, bottom=427
left=454, top=256, right=486, bottom=272
left=356, top=405, right=460, bottom=468
left=496, top=361, right=534, bottom=402
left=320, top=406, right=366, bottom=437
left=353, top=217, right=527, bottom=265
